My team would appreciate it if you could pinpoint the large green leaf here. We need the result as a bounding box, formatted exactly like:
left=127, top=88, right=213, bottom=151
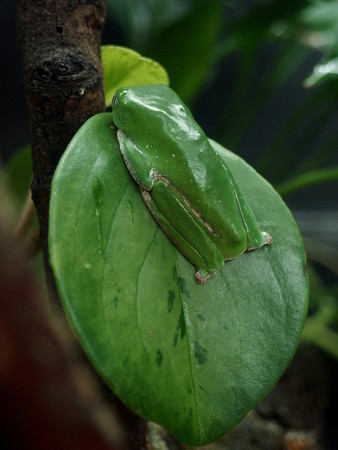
left=49, top=113, right=308, bottom=446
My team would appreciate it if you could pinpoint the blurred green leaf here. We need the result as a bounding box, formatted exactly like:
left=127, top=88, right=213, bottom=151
left=299, top=0, right=338, bottom=54
left=215, top=41, right=310, bottom=149
left=301, top=0, right=338, bottom=27
left=102, top=45, right=169, bottom=106
left=226, top=0, right=307, bottom=51
left=105, top=0, right=192, bottom=50
left=276, top=166, right=338, bottom=197
left=49, top=113, right=308, bottom=446
left=256, top=85, right=337, bottom=182
left=304, top=56, right=338, bottom=87
left=302, top=315, right=338, bottom=359
left=302, top=293, right=338, bottom=359
left=147, top=0, right=223, bottom=101
left=4, top=146, right=32, bottom=209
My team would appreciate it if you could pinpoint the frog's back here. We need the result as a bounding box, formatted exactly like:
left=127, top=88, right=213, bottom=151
left=115, top=85, right=248, bottom=251
left=140, top=87, right=247, bottom=250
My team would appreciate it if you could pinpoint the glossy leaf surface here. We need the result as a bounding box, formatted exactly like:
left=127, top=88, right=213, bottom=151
left=49, top=113, right=308, bottom=446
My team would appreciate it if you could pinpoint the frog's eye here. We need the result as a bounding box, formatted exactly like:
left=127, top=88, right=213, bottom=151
left=112, top=95, right=118, bottom=106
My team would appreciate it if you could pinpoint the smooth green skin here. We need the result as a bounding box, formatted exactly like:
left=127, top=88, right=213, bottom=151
left=112, top=85, right=271, bottom=283
left=49, top=113, right=308, bottom=446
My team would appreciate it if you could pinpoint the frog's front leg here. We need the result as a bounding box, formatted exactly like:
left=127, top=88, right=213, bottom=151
left=117, top=129, right=154, bottom=189
left=142, top=179, right=225, bottom=283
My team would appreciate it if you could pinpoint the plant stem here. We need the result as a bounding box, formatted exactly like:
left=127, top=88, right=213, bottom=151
left=276, top=166, right=338, bottom=197
left=16, top=0, right=106, bottom=300
left=14, top=187, right=35, bottom=237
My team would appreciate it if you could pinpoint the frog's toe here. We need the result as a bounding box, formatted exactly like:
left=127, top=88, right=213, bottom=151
left=262, top=231, right=273, bottom=245
left=194, top=269, right=211, bottom=284
left=247, top=231, right=272, bottom=251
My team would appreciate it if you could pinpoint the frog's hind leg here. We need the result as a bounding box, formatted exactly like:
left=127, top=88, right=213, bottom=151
left=229, top=174, right=272, bottom=250
left=142, top=180, right=224, bottom=282
left=117, top=129, right=154, bottom=190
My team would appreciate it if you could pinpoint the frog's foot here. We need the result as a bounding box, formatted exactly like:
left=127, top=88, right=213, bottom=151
left=263, top=232, right=273, bottom=246
left=247, top=231, right=272, bottom=251
left=194, top=269, right=212, bottom=284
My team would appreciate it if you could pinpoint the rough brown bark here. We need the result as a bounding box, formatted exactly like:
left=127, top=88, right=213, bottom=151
left=16, top=2, right=150, bottom=449
left=16, top=0, right=106, bottom=297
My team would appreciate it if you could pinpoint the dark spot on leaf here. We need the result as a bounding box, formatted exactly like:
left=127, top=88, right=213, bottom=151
left=188, top=388, right=192, bottom=394
left=223, top=323, right=229, bottom=330
left=178, top=277, right=191, bottom=298
left=197, top=314, right=205, bottom=321
left=155, top=349, right=163, bottom=367
left=172, top=266, right=177, bottom=281
left=199, top=385, right=204, bottom=390
left=112, top=296, right=118, bottom=307
left=123, top=356, right=129, bottom=366
left=231, top=386, right=244, bottom=414
left=167, top=289, right=175, bottom=312
left=193, top=341, right=207, bottom=365
left=173, top=308, right=186, bottom=347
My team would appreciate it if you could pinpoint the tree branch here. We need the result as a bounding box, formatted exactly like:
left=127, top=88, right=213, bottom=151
left=16, top=2, right=150, bottom=448
left=16, top=0, right=105, bottom=297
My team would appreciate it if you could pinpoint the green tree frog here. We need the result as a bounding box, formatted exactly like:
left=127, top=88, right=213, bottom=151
left=112, top=85, right=272, bottom=283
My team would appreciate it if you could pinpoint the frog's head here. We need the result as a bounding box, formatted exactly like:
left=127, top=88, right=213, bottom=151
left=112, top=85, right=165, bottom=137
left=112, top=88, right=136, bottom=133
left=112, top=84, right=203, bottom=150
left=112, top=85, right=185, bottom=138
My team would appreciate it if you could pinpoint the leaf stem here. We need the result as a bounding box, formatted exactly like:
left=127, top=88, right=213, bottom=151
left=302, top=320, right=338, bottom=359
left=276, top=166, right=338, bottom=197
left=14, top=187, right=36, bottom=238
